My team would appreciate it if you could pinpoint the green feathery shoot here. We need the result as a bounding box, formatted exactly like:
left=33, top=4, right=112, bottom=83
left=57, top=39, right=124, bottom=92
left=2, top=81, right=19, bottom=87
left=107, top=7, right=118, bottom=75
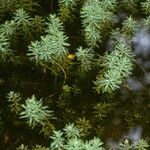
left=50, top=123, right=104, bottom=150
left=28, top=14, right=70, bottom=83
left=50, top=130, right=65, bottom=149
left=122, top=16, right=138, bottom=37
left=133, top=139, right=149, bottom=150
left=76, top=46, right=94, bottom=73
left=119, top=138, right=149, bottom=150
left=46, top=14, right=64, bottom=33
left=13, top=9, right=32, bottom=33
left=65, top=137, right=84, bottom=150
left=63, top=123, right=81, bottom=139
left=20, top=95, right=54, bottom=128
left=94, top=38, right=134, bottom=93
left=28, top=14, right=70, bottom=65
left=0, top=20, right=16, bottom=38
left=99, top=0, right=117, bottom=11
left=80, top=0, right=114, bottom=47
left=84, top=137, right=103, bottom=150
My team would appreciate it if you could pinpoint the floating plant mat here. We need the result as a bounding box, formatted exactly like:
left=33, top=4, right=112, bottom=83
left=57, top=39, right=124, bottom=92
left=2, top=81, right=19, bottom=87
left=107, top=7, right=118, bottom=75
left=0, top=0, right=149, bottom=149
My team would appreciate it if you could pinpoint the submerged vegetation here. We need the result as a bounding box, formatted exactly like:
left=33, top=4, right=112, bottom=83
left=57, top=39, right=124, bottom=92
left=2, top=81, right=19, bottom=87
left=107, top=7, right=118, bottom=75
left=0, top=0, right=150, bottom=149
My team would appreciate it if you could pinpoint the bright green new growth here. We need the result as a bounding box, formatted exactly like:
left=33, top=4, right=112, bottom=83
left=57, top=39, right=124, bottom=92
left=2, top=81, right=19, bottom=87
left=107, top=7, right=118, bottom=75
left=28, top=14, right=70, bottom=65
left=20, top=95, right=54, bottom=128
left=76, top=46, right=94, bottom=73
left=94, top=38, right=134, bottom=93
left=0, top=20, right=16, bottom=38
left=134, top=139, right=149, bottom=150
left=119, top=139, right=149, bottom=150
left=50, top=123, right=104, bottom=150
left=63, top=123, right=81, bottom=139
left=13, top=9, right=32, bottom=33
left=50, top=130, right=65, bottom=149
left=122, top=16, right=138, bottom=37
left=16, top=137, right=149, bottom=150
left=84, top=137, right=103, bottom=150
left=80, top=0, right=115, bottom=47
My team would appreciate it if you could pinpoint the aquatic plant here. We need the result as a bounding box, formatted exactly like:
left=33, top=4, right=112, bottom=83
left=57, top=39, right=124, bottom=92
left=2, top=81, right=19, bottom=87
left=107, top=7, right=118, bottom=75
left=63, top=123, right=81, bottom=139
left=80, top=0, right=115, bottom=47
left=50, top=123, right=104, bottom=150
left=75, top=46, right=94, bottom=74
left=0, top=0, right=150, bottom=149
left=122, top=16, right=138, bottom=37
left=119, top=139, right=149, bottom=150
left=20, top=95, right=54, bottom=128
left=27, top=14, right=70, bottom=79
left=94, top=37, right=134, bottom=93
left=0, top=20, right=16, bottom=38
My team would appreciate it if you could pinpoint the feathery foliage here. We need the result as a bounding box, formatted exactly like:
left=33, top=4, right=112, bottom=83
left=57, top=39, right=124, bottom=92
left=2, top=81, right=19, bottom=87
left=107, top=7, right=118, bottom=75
left=80, top=0, right=115, bottom=47
left=20, top=95, right=54, bottom=128
left=76, top=46, right=94, bottom=74
left=119, top=139, right=149, bottom=150
left=28, top=14, right=70, bottom=66
left=122, top=16, right=138, bottom=37
left=50, top=130, right=65, bottom=149
left=50, top=123, right=104, bottom=150
left=0, top=20, right=16, bottom=38
left=13, top=9, right=32, bottom=33
left=0, top=0, right=150, bottom=149
left=63, top=123, right=81, bottom=139
left=94, top=37, right=134, bottom=93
